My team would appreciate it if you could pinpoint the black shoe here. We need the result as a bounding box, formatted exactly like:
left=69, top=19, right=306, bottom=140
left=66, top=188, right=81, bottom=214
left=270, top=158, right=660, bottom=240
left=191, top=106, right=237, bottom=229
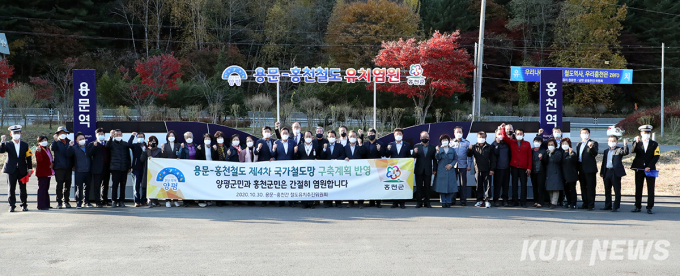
left=359, top=204, right=364, bottom=209
left=460, top=202, right=467, bottom=206
left=600, top=207, right=612, bottom=210
left=64, top=202, right=72, bottom=208
left=631, top=208, right=641, bottom=212
left=400, top=205, right=406, bottom=209
left=368, top=202, right=375, bottom=207
left=111, top=201, right=118, bottom=208
left=508, top=203, right=516, bottom=207
left=303, top=205, right=309, bottom=209
left=520, top=204, right=527, bottom=208
left=587, top=208, right=595, bottom=211
left=119, top=201, right=126, bottom=207
left=503, top=202, right=510, bottom=207
left=376, top=203, right=382, bottom=208
left=9, top=206, right=15, bottom=212
left=425, top=203, right=432, bottom=208
left=612, top=208, right=619, bottom=212
left=415, top=204, right=422, bottom=208
left=647, top=209, right=654, bottom=214
left=21, top=206, right=28, bottom=211
left=390, top=205, right=397, bottom=209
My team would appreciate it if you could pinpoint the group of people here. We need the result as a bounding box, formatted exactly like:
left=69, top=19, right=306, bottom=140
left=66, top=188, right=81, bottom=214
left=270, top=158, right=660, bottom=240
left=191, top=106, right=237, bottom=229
left=1, top=121, right=659, bottom=214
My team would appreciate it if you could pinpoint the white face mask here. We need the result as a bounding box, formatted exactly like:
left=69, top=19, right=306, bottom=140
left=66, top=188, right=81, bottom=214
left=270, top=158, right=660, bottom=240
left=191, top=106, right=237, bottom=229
left=216, top=138, right=224, bottom=144
left=59, top=134, right=67, bottom=140
left=98, top=135, right=105, bottom=141
left=548, top=146, right=555, bottom=151
left=282, top=134, right=289, bottom=141
left=441, top=140, right=449, bottom=147
left=516, top=135, right=524, bottom=140
left=136, top=138, right=144, bottom=143
left=608, top=142, right=617, bottom=148
left=561, top=144, right=569, bottom=151
left=204, top=140, right=211, bottom=145
left=349, top=137, right=357, bottom=144
left=78, top=140, right=86, bottom=146
left=168, top=136, right=175, bottom=142
left=328, top=137, right=336, bottom=144
left=185, top=138, right=193, bottom=144
left=454, top=133, right=463, bottom=139
left=263, top=132, right=271, bottom=139
left=641, top=133, right=650, bottom=140
left=395, top=135, right=403, bottom=141
left=11, top=134, right=20, bottom=140
left=477, top=138, right=485, bottom=144
left=232, top=140, right=240, bottom=147
left=553, top=132, right=562, bottom=138
left=533, top=142, right=541, bottom=148
left=246, top=142, right=254, bottom=148
left=40, top=141, right=48, bottom=147
left=114, top=137, right=123, bottom=141
left=305, top=138, right=313, bottom=143
left=580, top=133, right=589, bottom=140
left=293, top=129, right=300, bottom=135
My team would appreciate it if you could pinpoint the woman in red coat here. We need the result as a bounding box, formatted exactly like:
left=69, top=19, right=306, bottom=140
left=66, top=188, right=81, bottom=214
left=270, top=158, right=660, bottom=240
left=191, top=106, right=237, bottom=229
left=34, top=135, right=55, bottom=210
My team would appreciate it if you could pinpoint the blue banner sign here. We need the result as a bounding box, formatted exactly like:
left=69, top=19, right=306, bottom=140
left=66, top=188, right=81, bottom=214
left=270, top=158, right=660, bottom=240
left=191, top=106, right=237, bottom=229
left=510, top=66, right=632, bottom=84
left=540, top=70, right=563, bottom=138
left=73, top=69, right=97, bottom=142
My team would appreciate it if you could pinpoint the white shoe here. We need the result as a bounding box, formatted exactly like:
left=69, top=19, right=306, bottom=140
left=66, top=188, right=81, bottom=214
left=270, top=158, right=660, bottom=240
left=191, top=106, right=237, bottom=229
left=485, top=201, right=491, bottom=208
left=474, top=201, right=482, bottom=207
left=166, top=201, right=172, bottom=208
left=174, top=201, right=181, bottom=207
left=198, top=203, right=207, bottom=208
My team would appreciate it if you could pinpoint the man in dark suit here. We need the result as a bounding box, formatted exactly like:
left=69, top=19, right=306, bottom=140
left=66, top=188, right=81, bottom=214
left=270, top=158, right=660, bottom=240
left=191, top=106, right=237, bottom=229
left=273, top=127, right=298, bottom=207
left=321, top=130, right=345, bottom=208
left=296, top=131, right=319, bottom=209
left=106, top=129, right=133, bottom=207
left=364, top=128, right=385, bottom=208
left=1, top=125, right=33, bottom=212
left=575, top=128, right=598, bottom=211
left=412, top=131, right=437, bottom=208
left=128, top=132, right=147, bottom=207
left=385, top=128, right=411, bottom=209
left=600, top=135, right=629, bottom=212
left=89, top=128, right=110, bottom=207
left=631, top=125, right=659, bottom=214
left=254, top=126, right=277, bottom=162
left=275, top=121, right=303, bottom=145
left=314, top=126, right=328, bottom=157
left=51, top=126, right=73, bottom=209
left=67, top=132, right=93, bottom=209
left=343, top=130, right=365, bottom=208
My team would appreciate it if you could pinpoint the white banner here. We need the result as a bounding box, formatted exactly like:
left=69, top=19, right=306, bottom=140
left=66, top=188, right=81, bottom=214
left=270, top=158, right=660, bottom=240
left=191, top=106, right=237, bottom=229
left=147, top=158, right=415, bottom=201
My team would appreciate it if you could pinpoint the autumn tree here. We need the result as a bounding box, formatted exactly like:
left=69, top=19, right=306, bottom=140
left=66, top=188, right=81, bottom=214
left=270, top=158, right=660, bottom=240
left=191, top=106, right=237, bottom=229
left=374, top=31, right=475, bottom=124
left=0, top=58, right=14, bottom=98
left=325, top=0, right=420, bottom=68
left=29, top=57, right=78, bottom=124
left=124, top=53, right=182, bottom=118
left=551, top=0, right=627, bottom=108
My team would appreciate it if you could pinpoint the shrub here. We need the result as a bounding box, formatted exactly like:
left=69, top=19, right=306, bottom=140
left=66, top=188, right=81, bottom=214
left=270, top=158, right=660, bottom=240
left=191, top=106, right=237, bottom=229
left=616, top=102, right=680, bottom=134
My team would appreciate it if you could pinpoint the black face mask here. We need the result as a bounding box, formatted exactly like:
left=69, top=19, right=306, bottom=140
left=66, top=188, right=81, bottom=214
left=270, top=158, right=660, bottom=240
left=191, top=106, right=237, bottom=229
left=149, top=143, right=157, bottom=148
left=341, top=132, right=347, bottom=138
left=316, top=133, right=323, bottom=138
left=421, top=138, right=429, bottom=144
left=368, top=135, right=376, bottom=141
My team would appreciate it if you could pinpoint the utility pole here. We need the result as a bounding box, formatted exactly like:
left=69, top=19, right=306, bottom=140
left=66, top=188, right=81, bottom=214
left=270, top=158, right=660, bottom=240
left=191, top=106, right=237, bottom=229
left=474, top=0, right=487, bottom=119
left=661, top=43, right=665, bottom=137
left=472, top=42, right=478, bottom=118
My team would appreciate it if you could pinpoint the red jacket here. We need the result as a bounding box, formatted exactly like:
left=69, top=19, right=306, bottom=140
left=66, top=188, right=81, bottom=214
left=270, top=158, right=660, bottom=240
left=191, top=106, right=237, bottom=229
left=501, top=131, right=533, bottom=170
left=35, top=146, right=54, bottom=177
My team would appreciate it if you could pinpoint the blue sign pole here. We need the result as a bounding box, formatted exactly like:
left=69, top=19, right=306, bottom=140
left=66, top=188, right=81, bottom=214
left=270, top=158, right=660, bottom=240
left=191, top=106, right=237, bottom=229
left=73, top=69, right=97, bottom=142
left=540, top=70, right=562, bottom=140
left=511, top=66, right=632, bottom=84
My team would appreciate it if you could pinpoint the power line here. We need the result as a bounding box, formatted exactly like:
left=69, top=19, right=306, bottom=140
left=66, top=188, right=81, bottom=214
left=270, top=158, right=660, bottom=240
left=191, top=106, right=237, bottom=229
left=583, top=0, right=680, bottom=18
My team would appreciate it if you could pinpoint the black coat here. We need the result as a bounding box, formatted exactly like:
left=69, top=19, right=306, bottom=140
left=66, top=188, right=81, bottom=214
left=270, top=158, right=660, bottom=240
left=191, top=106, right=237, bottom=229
left=413, top=143, right=438, bottom=175
left=492, top=140, right=511, bottom=170
left=87, top=141, right=109, bottom=174
left=296, top=142, right=319, bottom=160
left=67, top=145, right=91, bottom=173
left=386, top=141, right=411, bottom=158
left=544, top=150, right=564, bottom=191
left=531, top=148, right=548, bottom=173
left=467, top=142, right=496, bottom=172
left=253, top=138, right=277, bottom=162
left=128, top=136, right=147, bottom=172
left=601, top=146, right=629, bottom=177
left=631, top=140, right=659, bottom=170
left=50, top=139, right=73, bottom=169
left=364, top=140, right=385, bottom=159
left=0, top=141, right=32, bottom=176
left=322, top=142, right=345, bottom=160
left=575, top=140, right=599, bottom=173
left=344, top=143, right=365, bottom=160
left=106, top=137, right=132, bottom=171
left=561, top=149, right=579, bottom=183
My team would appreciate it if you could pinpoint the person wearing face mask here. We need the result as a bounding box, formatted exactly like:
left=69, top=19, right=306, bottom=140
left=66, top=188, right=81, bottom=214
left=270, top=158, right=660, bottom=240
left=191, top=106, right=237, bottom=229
left=499, top=123, right=532, bottom=208
left=386, top=128, right=411, bottom=209
left=337, top=126, right=349, bottom=146
left=128, top=132, right=148, bottom=207
left=451, top=126, right=473, bottom=206
left=239, top=136, right=259, bottom=163
left=314, top=126, right=328, bottom=156
left=225, top=134, right=242, bottom=162
left=631, top=125, right=658, bottom=214
left=51, top=126, right=73, bottom=209
left=434, top=134, right=457, bottom=208
left=295, top=131, right=319, bottom=209
left=34, top=135, right=55, bottom=210
left=196, top=133, right=213, bottom=161
left=254, top=126, right=277, bottom=164
left=543, top=139, right=563, bottom=209
left=492, top=129, right=511, bottom=207
left=530, top=137, right=547, bottom=208
left=343, top=130, right=366, bottom=208
left=466, top=131, right=496, bottom=208
left=1, top=125, right=33, bottom=212
left=575, top=128, right=598, bottom=211
left=505, top=124, right=516, bottom=139
left=66, top=132, right=93, bottom=209
left=160, top=130, right=181, bottom=207
left=600, top=135, right=629, bottom=212
left=275, top=121, right=303, bottom=145
left=178, top=131, right=200, bottom=207
left=560, top=138, right=579, bottom=209
left=106, top=129, right=133, bottom=207
left=537, top=127, right=566, bottom=206
left=89, top=128, right=111, bottom=207
left=140, top=136, right=163, bottom=208
left=363, top=128, right=384, bottom=208
left=321, top=130, right=345, bottom=208
left=411, top=131, right=437, bottom=208
left=273, top=127, right=298, bottom=207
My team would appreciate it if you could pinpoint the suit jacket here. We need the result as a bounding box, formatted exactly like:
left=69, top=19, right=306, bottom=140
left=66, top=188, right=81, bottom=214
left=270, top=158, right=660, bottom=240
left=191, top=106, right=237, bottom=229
left=227, top=145, right=241, bottom=162
left=0, top=140, right=33, bottom=176
left=128, top=136, right=146, bottom=172
left=50, top=139, right=73, bottom=169
left=575, top=139, right=599, bottom=173
left=386, top=141, right=412, bottom=158
left=275, top=129, right=303, bottom=145
left=631, top=140, right=659, bottom=170
left=296, top=142, right=318, bottom=160
left=254, top=138, right=277, bottom=162
left=344, top=143, right=365, bottom=160
left=322, top=142, right=345, bottom=160
left=562, top=149, right=579, bottom=183
left=363, top=140, right=385, bottom=159
left=412, top=143, right=438, bottom=175
left=601, top=146, right=629, bottom=177
left=161, top=142, right=180, bottom=158
left=67, top=145, right=91, bottom=173
left=274, top=139, right=297, bottom=160
left=35, top=146, right=54, bottom=177
left=87, top=140, right=109, bottom=174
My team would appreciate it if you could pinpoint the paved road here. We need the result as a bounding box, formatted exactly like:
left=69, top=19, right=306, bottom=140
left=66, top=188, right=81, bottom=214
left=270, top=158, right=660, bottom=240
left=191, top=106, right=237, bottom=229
left=1, top=175, right=679, bottom=275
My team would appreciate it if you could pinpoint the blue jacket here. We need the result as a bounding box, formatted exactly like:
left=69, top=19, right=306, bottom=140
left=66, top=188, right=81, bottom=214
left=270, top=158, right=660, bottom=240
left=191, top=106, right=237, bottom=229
left=67, top=145, right=91, bottom=173
left=51, top=139, right=73, bottom=169
left=274, top=139, right=297, bottom=160
left=386, top=141, right=411, bottom=158
left=322, top=142, right=345, bottom=160
left=253, top=138, right=277, bottom=161
left=178, top=143, right=199, bottom=160
left=451, top=138, right=473, bottom=169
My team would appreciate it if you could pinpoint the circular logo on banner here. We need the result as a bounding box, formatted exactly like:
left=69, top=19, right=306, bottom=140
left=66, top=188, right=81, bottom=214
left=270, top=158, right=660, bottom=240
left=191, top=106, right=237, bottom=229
left=156, top=167, right=186, bottom=191
left=222, top=65, right=248, bottom=86
left=386, top=165, right=402, bottom=180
